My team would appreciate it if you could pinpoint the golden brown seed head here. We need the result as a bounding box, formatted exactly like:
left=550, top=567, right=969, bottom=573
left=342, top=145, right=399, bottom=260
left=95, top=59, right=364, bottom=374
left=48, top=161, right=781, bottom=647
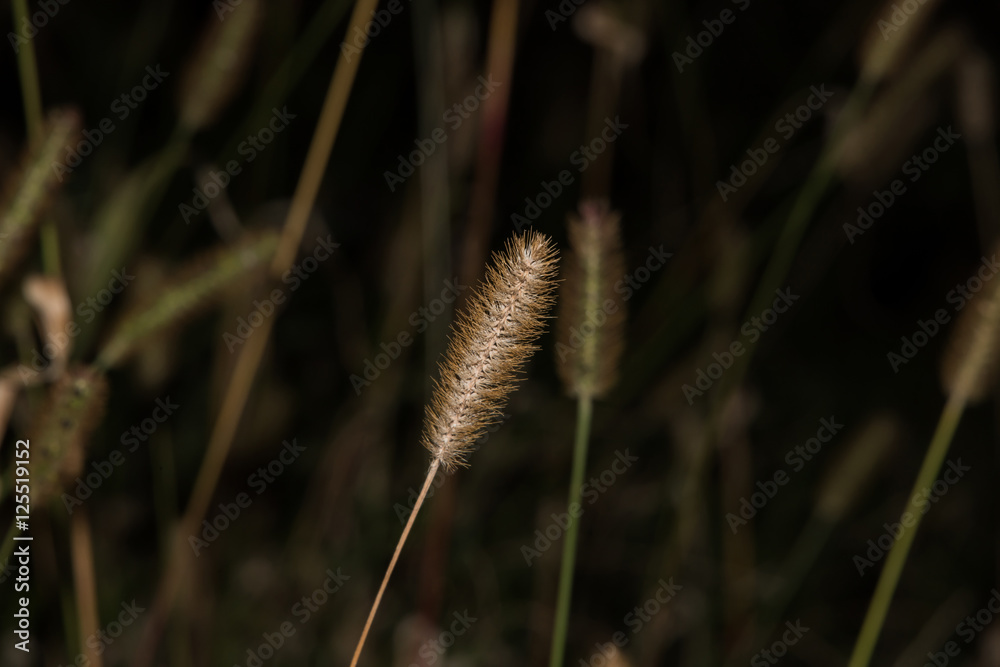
left=555, top=200, right=626, bottom=399
left=421, top=231, right=559, bottom=470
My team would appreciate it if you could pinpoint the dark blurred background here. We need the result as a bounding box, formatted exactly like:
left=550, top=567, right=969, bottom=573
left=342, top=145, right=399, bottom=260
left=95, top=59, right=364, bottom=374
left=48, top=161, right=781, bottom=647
left=1, top=0, right=1000, bottom=666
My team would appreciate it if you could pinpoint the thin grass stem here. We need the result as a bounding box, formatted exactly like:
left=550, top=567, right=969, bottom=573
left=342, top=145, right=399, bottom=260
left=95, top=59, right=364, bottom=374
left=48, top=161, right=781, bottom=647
left=11, top=0, right=62, bottom=276
left=549, top=395, right=594, bottom=667
left=350, top=458, right=441, bottom=667
left=70, top=508, right=102, bottom=667
left=847, top=393, right=965, bottom=667
left=270, top=0, right=377, bottom=277
left=130, top=0, right=375, bottom=659
left=10, top=0, right=42, bottom=142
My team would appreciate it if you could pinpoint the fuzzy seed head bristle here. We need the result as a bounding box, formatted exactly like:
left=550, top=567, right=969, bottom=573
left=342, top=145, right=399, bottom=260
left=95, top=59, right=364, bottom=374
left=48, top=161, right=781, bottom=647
left=555, top=200, right=626, bottom=398
left=421, top=231, right=559, bottom=470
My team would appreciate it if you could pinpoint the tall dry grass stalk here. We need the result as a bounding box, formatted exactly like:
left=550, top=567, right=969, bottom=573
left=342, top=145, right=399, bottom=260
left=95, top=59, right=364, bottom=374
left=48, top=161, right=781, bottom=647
left=349, top=230, right=559, bottom=666
left=71, top=508, right=102, bottom=667
left=133, top=0, right=376, bottom=656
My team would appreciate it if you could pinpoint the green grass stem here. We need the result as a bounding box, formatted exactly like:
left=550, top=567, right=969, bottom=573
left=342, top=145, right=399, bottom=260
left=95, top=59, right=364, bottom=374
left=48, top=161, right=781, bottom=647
left=549, top=395, right=594, bottom=667
left=847, top=394, right=965, bottom=666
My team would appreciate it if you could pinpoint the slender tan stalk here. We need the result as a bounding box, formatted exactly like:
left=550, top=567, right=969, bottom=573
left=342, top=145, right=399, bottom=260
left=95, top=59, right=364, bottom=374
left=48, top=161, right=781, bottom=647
left=349, top=458, right=440, bottom=667
left=350, top=231, right=559, bottom=665
left=130, top=0, right=375, bottom=661
left=270, top=0, right=376, bottom=276
left=70, top=508, right=102, bottom=667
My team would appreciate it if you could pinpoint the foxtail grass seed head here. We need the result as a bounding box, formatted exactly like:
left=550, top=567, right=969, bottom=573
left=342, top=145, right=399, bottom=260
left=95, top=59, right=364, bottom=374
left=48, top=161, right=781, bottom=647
left=421, top=231, right=559, bottom=471
left=177, top=0, right=261, bottom=131
left=555, top=200, right=625, bottom=399
left=32, top=366, right=109, bottom=507
left=858, top=0, right=943, bottom=84
left=97, top=230, right=279, bottom=369
left=815, top=414, right=899, bottom=523
left=0, top=108, right=81, bottom=288
left=957, top=49, right=995, bottom=145
left=23, top=275, right=73, bottom=378
left=573, top=5, right=647, bottom=67
left=941, top=255, right=1000, bottom=403
left=839, top=28, right=961, bottom=188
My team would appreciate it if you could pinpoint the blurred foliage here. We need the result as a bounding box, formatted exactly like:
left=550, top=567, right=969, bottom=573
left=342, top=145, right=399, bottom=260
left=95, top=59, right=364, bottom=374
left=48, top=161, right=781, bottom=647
left=0, top=0, right=999, bottom=666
